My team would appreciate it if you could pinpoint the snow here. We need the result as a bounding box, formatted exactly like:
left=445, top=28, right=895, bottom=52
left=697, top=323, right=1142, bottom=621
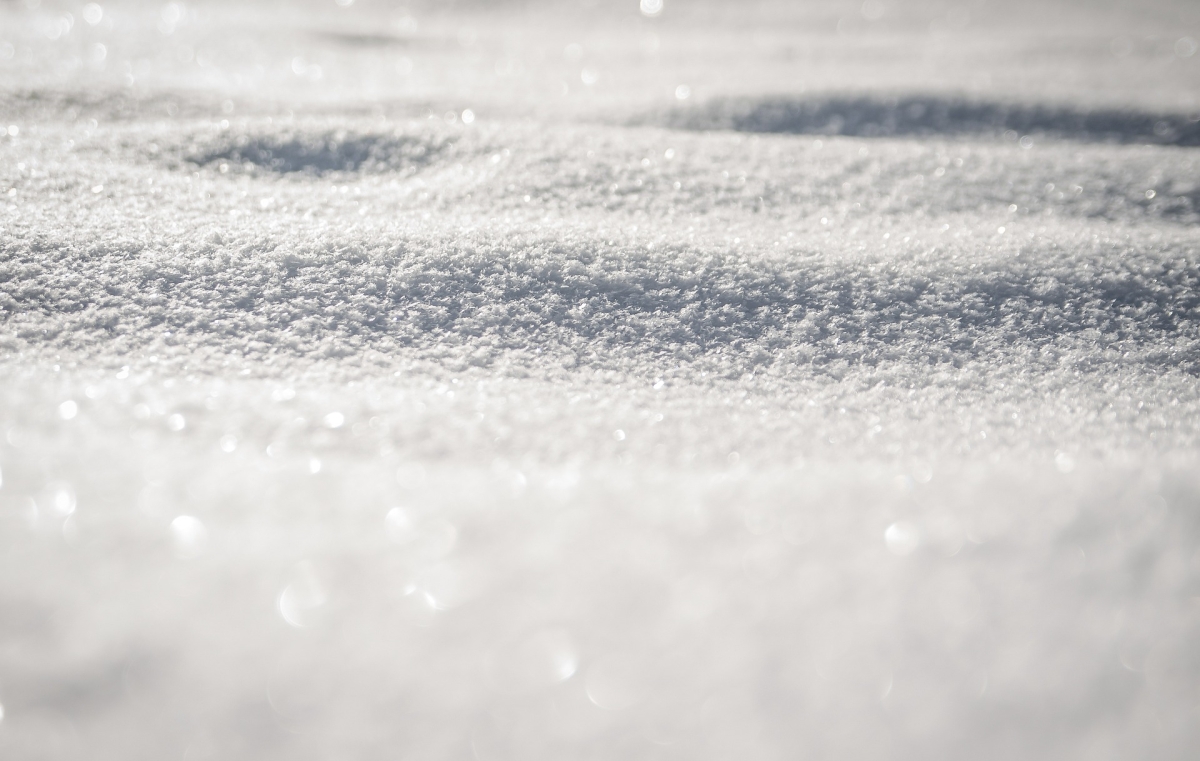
left=1, top=0, right=1199, bottom=759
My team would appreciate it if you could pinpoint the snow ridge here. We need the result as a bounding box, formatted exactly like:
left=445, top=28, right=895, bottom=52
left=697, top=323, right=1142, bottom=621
left=3, top=227, right=1197, bottom=375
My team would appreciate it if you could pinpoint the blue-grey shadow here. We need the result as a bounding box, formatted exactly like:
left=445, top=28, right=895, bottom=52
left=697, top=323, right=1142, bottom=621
left=657, top=95, right=1200, bottom=147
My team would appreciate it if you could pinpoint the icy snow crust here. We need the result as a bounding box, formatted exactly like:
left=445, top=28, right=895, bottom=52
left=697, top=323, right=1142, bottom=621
left=3, top=1, right=1200, bottom=760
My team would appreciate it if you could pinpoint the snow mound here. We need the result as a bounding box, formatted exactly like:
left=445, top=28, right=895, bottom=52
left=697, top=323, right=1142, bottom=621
left=659, top=95, right=1200, bottom=146
left=4, top=225, right=1198, bottom=375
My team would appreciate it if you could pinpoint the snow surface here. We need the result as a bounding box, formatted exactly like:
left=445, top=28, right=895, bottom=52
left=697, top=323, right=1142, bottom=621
left=2, top=0, right=1200, bottom=759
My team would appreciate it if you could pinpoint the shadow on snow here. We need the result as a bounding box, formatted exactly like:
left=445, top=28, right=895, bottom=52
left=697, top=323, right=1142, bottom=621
left=657, top=95, right=1200, bottom=147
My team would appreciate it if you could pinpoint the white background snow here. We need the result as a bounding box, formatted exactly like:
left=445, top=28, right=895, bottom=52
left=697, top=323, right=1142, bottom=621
left=1, top=0, right=1200, bottom=758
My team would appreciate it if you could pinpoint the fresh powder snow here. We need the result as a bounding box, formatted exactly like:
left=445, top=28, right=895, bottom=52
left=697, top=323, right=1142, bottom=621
left=1, top=0, right=1199, bottom=759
